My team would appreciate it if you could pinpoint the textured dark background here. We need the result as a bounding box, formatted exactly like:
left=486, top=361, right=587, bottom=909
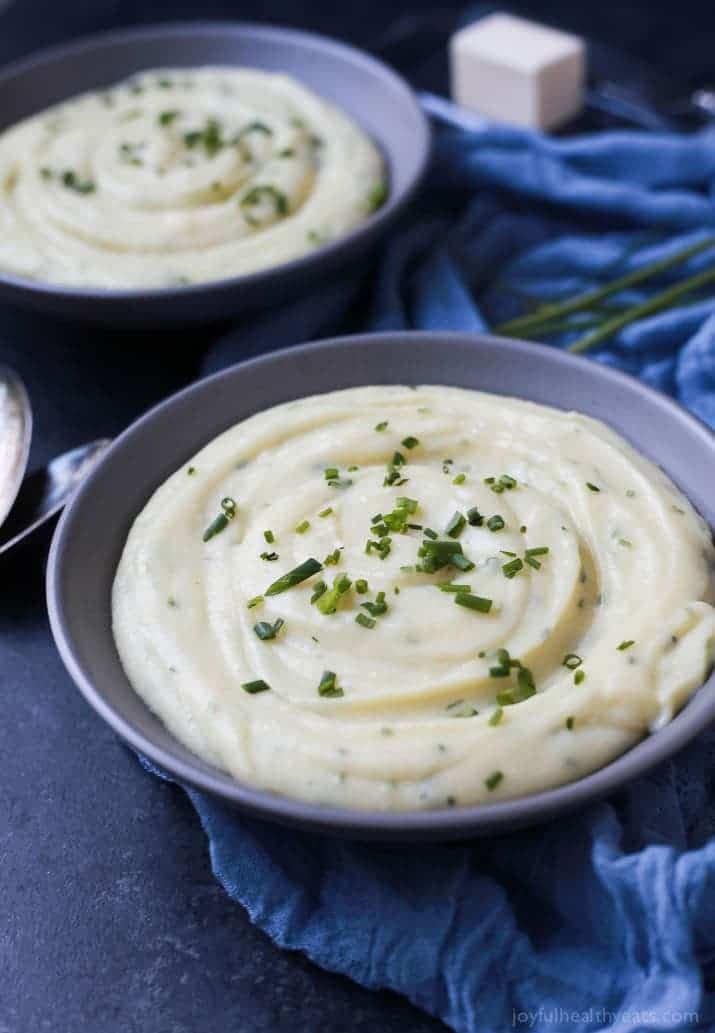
left=2, top=3, right=715, bottom=1032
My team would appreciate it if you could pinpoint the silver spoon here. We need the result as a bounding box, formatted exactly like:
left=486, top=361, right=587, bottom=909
left=0, top=438, right=111, bottom=556
left=0, top=365, right=32, bottom=529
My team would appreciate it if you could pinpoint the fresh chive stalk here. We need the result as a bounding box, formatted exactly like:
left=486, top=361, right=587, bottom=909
left=493, top=235, right=715, bottom=338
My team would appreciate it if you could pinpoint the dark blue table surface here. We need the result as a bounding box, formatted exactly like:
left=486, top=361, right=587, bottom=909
left=2, top=3, right=715, bottom=1031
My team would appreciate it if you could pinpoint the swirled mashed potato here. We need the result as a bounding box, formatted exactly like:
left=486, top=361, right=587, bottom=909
left=0, top=68, right=385, bottom=288
left=112, top=386, right=715, bottom=810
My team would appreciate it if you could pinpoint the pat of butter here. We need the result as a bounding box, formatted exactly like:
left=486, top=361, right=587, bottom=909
left=449, top=13, right=585, bottom=130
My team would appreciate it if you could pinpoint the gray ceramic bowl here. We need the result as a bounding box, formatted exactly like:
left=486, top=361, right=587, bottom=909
left=47, top=333, right=715, bottom=839
left=0, top=22, right=429, bottom=326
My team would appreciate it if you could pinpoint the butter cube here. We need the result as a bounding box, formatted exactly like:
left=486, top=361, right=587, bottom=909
left=449, top=13, right=585, bottom=130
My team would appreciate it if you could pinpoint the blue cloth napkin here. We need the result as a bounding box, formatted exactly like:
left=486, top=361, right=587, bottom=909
left=154, top=120, right=715, bottom=1033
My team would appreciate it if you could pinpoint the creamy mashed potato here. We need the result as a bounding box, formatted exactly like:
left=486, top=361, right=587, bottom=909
left=112, top=386, right=715, bottom=810
left=0, top=68, right=385, bottom=288
left=0, top=376, right=27, bottom=522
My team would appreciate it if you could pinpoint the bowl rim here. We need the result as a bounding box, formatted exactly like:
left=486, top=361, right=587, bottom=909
left=46, top=332, right=715, bottom=837
left=0, top=20, right=431, bottom=303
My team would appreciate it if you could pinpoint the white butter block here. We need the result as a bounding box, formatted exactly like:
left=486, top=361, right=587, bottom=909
left=450, top=13, right=585, bottom=130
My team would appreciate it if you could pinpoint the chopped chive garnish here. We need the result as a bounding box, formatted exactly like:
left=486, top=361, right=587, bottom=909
left=383, top=468, right=404, bottom=487
left=318, top=507, right=333, bottom=518
left=423, top=527, right=438, bottom=540
left=586, top=482, right=601, bottom=492
left=445, top=511, right=466, bottom=538
left=361, top=591, right=388, bottom=617
left=260, top=551, right=279, bottom=561
left=452, top=473, right=466, bottom=485
left=318, top=670, right=343, bottom=698
left=355, top=612, right=376, bottom=629
left=295, top=520, right=310, bottom=534
left=486, top=515, right=505, bottom=532
left=525, top=546, right=549, bottom=557
left=187, top=466, right=196, bottom=475
left=242, top=679, right=271, bottom=694
left=502, top=557, right=524, bottom=579
left=501, top=550, right=517, bottom=557
left=247, top=596, right=264, bottom=609
left=202, top=496, right=237, bottom=541
left=574, top=669, right=586, bottom=685
left=485, top=771, right=503, bottom=791
left=355, top=578, right=369, bottom=594
left=488, top=649, right=536, bottom=702
left=563, top=653, right=583, bottom=670
left=375, top=421, right=388, bottom=431
left=418, top=538, right=474, bottom=573
left=324, top=467, right=339, bottom=481
left=617, top=640, right=635, bottom=651
left=366, top=181, right=388, bottom=211
left=451, top=553, right=475, bottom=572
left=263, top=529, right=275, bottom=543
left=489, top=707, right=503, bottom=727
left=455, top=593, right=493, bottom=613
left=438, top=583, right=471, bottom=593
left=265, top=557, right=322, bottom=595
left=310, top=580, right=327, bottom=603
left=401, top=436, right=419, bottom=449
left=158, top=109, right=180, bottom=126
left=517, top=666, right=536, bottom=697
left=315, top=574, right=352, bottom=614
left=392, top=451, right=406, bottom=467
left=253, top=618, right=284, bottom=641
left=486, top=474, right=517, bottom=494
left=203, top=513, right=229, bottom=541
left=467, top=507, right=484, bottom=526
left=324, top=548, right=342, bottom=565
left=566, top=716, right=575, bottom=730
left=395, top=496, right=418, bottom=514
left=618, top=538, right=632, bottom=547
left=241, top=184, right=289, bottom=220
left=61, top=169, right=96, bottom=194
left=365, top=536, right=392, bottom=560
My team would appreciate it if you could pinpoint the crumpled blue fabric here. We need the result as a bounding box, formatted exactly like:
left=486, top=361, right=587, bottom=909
left=154, top=119, right=715, bottom=1032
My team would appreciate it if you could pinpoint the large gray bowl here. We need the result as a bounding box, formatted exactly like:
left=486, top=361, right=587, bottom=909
left=0, top=22, right=429, bottom=326
left=47, top=333, right=715, bottom=839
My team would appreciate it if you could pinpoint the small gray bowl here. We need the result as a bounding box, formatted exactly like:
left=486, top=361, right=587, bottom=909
left=0, top=22, right=429, bottom=326
left=47, top=333, right=715, bottom=840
